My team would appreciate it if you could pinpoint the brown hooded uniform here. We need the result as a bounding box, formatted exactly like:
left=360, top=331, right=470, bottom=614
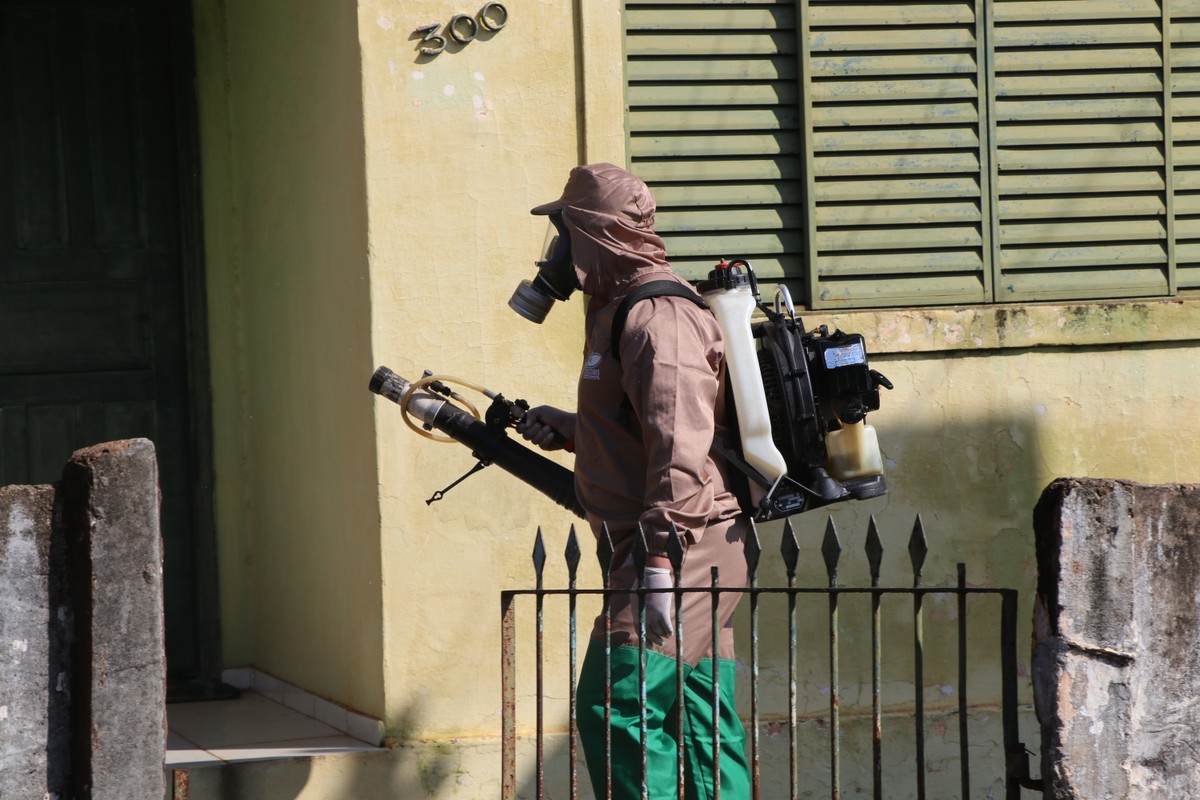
left=531, top=163, right=751, bottom=799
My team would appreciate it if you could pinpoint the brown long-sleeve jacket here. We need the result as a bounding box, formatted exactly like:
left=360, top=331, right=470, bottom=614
left=549, top=164, right=744, bottom=555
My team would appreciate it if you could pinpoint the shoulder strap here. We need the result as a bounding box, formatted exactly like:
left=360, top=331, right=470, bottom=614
left=610, top=280, right=709, bottom=363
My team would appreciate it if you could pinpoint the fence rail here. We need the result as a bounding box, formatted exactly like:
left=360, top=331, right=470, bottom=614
left=500, top=515, right=1041, bottom=799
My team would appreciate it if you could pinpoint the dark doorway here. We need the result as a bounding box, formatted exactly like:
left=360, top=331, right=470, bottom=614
left=0, top=0, right=217, bottom=694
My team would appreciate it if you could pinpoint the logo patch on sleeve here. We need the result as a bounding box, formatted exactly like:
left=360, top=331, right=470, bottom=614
left=583, top=351, right=602, bottom=381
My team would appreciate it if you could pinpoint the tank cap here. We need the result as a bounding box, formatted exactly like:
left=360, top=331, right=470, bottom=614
left=698, top=259, right=751, bottom=293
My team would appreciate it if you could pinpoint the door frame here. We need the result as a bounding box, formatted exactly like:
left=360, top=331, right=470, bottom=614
left=165, top=0, right=222, bottom=695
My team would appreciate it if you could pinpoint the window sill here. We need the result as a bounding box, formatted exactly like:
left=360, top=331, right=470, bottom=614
left=798, top=295, right=1200, bottom=355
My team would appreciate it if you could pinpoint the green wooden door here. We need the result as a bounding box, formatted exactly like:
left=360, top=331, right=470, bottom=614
left=0, top=1, right=206, bottom=682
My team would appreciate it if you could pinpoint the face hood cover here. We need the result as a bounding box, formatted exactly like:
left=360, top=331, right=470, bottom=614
left=531, top=163, right=672, bottom=305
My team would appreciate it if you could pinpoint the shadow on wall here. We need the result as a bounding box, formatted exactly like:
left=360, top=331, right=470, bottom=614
left=322, top=704, right=454, bottom=799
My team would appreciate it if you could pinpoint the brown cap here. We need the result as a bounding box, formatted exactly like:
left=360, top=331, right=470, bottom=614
left=531, top=163, right=656, bottom=227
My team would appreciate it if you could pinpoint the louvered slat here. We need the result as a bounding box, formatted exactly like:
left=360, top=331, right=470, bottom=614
left=627, top=33, right=797, bottom=57
left=653, top=182, right=803, bottom=207
left=811, top=52, right=977, bottom=76
left=814, top=127, right=981, bottom=152
left=628, top=83, right=800, bottom=107
left=998, top=171, right=1164, bottom=195
left=818, top=176, right=981, bottom=202
left=631, top=133, right=802, bottom=159
left=997, top=146, right=1163, bottom=170
left=629, top=109, right=799, bottom=133
left=820, top=250, right=983, bottom=275
left=1001, top=196, right=1167, bottom=219
left=626, top=58, right=797, bottom=82
left=809, top=4, right=976, bottom=25
left=995, top=48, right=1162, bottom=72
left=1000, top=72, right=1163, bottom=96
left=997, top=0, right=1161, bottom=22
left=812, top=77, right=977, bottom=102
left=815, top=201, right=981, bottom=226
left=999, top=265, right=1169, bottom=299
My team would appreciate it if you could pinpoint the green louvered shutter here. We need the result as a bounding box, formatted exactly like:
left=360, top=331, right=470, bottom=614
left=624, top=1, right=806, bottom=296
left=625, top=1, right=1192, bottom=309
left=802, top=2, right=990, bottom=308
left=1173, top=0, right=1200, bottom=290
left=991, top=0, right=1170, bottom=301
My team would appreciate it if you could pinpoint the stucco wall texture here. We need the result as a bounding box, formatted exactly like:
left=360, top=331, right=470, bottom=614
left=189, top=0, right=1200, bottom=794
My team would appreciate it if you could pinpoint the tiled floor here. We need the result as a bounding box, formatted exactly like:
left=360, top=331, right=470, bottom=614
left=166, top=691, right=383, bottom=767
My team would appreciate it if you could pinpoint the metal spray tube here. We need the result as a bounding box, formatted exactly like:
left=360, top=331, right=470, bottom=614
left=370, top=366, right=586, bottom=519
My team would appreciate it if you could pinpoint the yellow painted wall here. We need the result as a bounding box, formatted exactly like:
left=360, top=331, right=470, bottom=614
left=192, top=0, right=384, bottom=716
left=357, top=0, right=624, bottom=737
left=188, top=0, right=1200, bottom=795
left=354, top=0, right=1200, bottom=749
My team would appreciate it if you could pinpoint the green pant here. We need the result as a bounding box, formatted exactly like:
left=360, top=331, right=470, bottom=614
left=577, top=640, right=750, bottom=800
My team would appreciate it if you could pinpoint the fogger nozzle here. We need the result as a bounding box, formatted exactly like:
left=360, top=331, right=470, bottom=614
left=369, top=365, right=585, bottom=519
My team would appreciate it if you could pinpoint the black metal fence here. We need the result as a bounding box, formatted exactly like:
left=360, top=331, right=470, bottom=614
left=500, top=515, right=1042, bottom=799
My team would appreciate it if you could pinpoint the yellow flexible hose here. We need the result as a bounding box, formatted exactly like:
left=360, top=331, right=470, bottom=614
left=399, top=374, right=494, bottom=443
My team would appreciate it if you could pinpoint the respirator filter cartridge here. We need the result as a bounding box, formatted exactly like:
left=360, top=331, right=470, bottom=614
left=508, top=279, right=556, bottom=324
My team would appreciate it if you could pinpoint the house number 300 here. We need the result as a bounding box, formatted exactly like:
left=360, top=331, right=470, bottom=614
left=414, top=3, right=508, bottom=56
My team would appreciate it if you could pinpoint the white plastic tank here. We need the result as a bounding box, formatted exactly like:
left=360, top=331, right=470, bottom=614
left=700, top=261, right=788, bottom=502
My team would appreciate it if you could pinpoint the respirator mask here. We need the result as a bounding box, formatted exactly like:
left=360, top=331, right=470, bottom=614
left=508, top=212, right=577, bottom=324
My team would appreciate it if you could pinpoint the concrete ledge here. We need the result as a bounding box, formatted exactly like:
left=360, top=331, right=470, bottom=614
left=799, top=296, right=1200, bottom=355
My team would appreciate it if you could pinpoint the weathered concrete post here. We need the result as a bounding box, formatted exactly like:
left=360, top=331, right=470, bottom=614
left=0, top=484, right=71, bottom=797
left=60, top=439, right=167, bottom=800
left=1033, top=478, right=1200, bottom=799
left=1, top=438, right=166, bottom=799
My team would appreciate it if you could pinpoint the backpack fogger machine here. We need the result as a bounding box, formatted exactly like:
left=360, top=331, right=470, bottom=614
left=370, top=258, right=892, bottom=522
left=693, top=258, right=893, bottom=520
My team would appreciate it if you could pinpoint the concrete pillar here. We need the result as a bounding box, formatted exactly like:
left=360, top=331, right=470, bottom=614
left=0, top=484, right=71, bottom=798
left=61, top=439, right=167, bottom=800
left=1033, top=478, right=1200, bottom=799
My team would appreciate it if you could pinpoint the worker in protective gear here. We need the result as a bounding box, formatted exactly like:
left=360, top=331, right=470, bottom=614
left=514, top=163, right=751, bottom=800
